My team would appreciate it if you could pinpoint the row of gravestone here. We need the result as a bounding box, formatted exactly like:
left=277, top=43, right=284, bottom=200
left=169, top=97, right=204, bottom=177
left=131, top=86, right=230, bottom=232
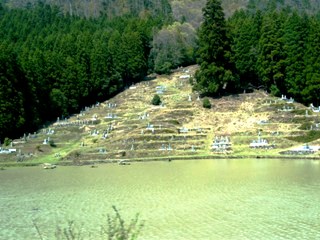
left=89, top=124, right=115, bottom=139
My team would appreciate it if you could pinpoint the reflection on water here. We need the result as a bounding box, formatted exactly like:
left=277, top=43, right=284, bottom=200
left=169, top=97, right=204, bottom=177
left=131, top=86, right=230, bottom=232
left=0, top=159, right=320, bottom=239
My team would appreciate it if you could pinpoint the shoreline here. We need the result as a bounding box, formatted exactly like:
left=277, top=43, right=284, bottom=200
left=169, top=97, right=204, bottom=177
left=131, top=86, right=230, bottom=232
left=1, top=154, right=320, bottom=168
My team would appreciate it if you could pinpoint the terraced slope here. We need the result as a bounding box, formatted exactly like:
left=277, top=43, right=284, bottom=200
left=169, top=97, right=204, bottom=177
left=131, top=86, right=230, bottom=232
left=1, top=65, right=320, bottom=166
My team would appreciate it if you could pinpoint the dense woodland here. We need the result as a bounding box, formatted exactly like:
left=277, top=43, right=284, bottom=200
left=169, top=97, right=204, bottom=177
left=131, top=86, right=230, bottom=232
left=0, top=0, right=320, bottom=141
left=0, top=2, right=172, bottom=140
left=194, top=0, right=320, bottom=106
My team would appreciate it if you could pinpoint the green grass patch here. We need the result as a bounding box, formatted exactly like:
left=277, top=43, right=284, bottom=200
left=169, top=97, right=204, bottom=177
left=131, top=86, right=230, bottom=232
left=299, top=122, right=313, bottom=130
left=292, top=109, right=312, bottom=115
left=286, top=130, right=320, bottom=143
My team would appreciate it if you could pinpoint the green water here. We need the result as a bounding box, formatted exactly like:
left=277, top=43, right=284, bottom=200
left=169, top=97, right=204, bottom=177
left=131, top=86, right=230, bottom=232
left=1, top=159, right=320, bottom=240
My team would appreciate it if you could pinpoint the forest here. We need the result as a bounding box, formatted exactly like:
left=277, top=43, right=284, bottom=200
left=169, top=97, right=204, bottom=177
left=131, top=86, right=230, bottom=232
left=0, top=0, right=320, bottom=141
left=194, top=0, right=320, bottom=105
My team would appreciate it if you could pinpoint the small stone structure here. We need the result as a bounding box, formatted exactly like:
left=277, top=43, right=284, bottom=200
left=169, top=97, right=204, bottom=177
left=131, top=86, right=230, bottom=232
left=278, top=105, right=294, bottom=112
left=105, top=113, right=117, bottom=119
left=280, top=144, right=320, bottom=155
left=159, top=144, right=173, bottom=151
left=310, top=104, right=320, bottom=113
left=155, top=85, right=166, bottom=94
left=179, top=127, right=189, bottom=133
left=280, top=94, right=294, bottom=103
left=249, top=138, right=274, bottom=149
left=211, top=136, right=232, bottom=153
left=250, top=131, right=275, bottom=149
left=179, top=74, right=190, bottom=79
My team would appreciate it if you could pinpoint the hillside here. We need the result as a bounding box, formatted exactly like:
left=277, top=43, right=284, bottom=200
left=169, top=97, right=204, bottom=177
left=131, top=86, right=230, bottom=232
left=2, top=0, right=320, bottom=19
left=1, top=65, right=320, bottom=167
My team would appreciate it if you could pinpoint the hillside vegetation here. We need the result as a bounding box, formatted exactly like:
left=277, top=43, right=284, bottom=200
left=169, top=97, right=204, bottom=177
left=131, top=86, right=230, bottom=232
left=1, top=0, right=320, bottom=142
left=1, top=65, right=320, bottom=166
left=2, top=0, right=320, bottom=18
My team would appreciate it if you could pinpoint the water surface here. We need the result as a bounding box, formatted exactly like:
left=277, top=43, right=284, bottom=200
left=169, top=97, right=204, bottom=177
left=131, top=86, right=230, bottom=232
left=1, top=159, right=320, bottom=239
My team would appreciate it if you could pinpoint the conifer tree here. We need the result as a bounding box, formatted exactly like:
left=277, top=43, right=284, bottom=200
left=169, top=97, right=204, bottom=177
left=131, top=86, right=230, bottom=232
left=230, top=10, right=260, bottom=89
left=194, top=0, right=238, bottom=96
left=283, top=12, right=308, bottom=102
left=257, top=11, right=285, bottom=96
left=302, top=17, right=320, bottom=105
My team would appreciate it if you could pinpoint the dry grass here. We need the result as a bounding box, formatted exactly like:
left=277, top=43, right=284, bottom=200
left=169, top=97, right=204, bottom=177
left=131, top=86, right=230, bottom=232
left=1, top=65, right=320, bottom=166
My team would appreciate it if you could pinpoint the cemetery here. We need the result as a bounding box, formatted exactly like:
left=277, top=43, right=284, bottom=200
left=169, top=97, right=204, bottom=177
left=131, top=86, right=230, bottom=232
left=1, top=65, right=320, bottom=167
left=280, top=144, right=320, bottom=155
left=249, top=132, right=275, bottom=149
left=211, top=136, right=232, bottom=153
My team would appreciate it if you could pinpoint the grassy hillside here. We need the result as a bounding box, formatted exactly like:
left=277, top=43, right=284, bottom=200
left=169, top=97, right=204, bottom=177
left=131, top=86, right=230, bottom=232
left=1, top=65, right=320, bottom=167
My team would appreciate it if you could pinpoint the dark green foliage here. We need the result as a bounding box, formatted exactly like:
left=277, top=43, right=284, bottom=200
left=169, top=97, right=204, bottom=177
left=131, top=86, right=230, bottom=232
left=301, top=17, right=320, bottom=105
left=227, top=6, right=320, bottom=106
left=3, top=138, right=11, bottom=146
left=256, top=11, right=286, bottom=95
left=229, top=10, right=261, bottom=89
left=283, top=12, right=308, bottom=101
left=0, top=43, right=28, bottom=139
left=202, top=98, right=212, bottom=109
left=49, top=140, right=56, bottom=147
left=194, top=0, right=238, bottom=96
left=151, top=94, right=162, bottom=105
left=0, top=3, right=167, bottom=141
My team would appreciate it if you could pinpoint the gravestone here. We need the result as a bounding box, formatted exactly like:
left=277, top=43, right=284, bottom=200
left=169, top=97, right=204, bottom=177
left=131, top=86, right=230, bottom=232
left=102, top=132, right=108, bottom=139
left=146, top=123, right=154, bottom=131
left=191, top=145, right=195, bottom=152
left=179, top=127, right=188, bottom=133
left=160, top=144, right=166, bottom=150
left=288, top=97, right=294, bottom=103
left=47, top=129, right=55, bottom=135
left=91, top=129, right=99, bottom=136
left=281, top=94, right=287, bottom=100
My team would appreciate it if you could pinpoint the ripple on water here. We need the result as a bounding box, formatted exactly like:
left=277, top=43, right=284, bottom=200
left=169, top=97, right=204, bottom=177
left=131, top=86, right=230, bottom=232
left=1, top=160, right=320, bottom=239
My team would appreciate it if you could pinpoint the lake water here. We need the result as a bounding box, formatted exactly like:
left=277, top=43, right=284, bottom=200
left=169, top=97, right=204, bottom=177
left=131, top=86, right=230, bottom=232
left=1, top=159, right=320, bottom=240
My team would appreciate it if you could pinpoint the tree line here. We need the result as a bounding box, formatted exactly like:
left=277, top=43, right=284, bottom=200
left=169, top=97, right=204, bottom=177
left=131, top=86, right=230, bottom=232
left=194, top=0, right=320, bottom=108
